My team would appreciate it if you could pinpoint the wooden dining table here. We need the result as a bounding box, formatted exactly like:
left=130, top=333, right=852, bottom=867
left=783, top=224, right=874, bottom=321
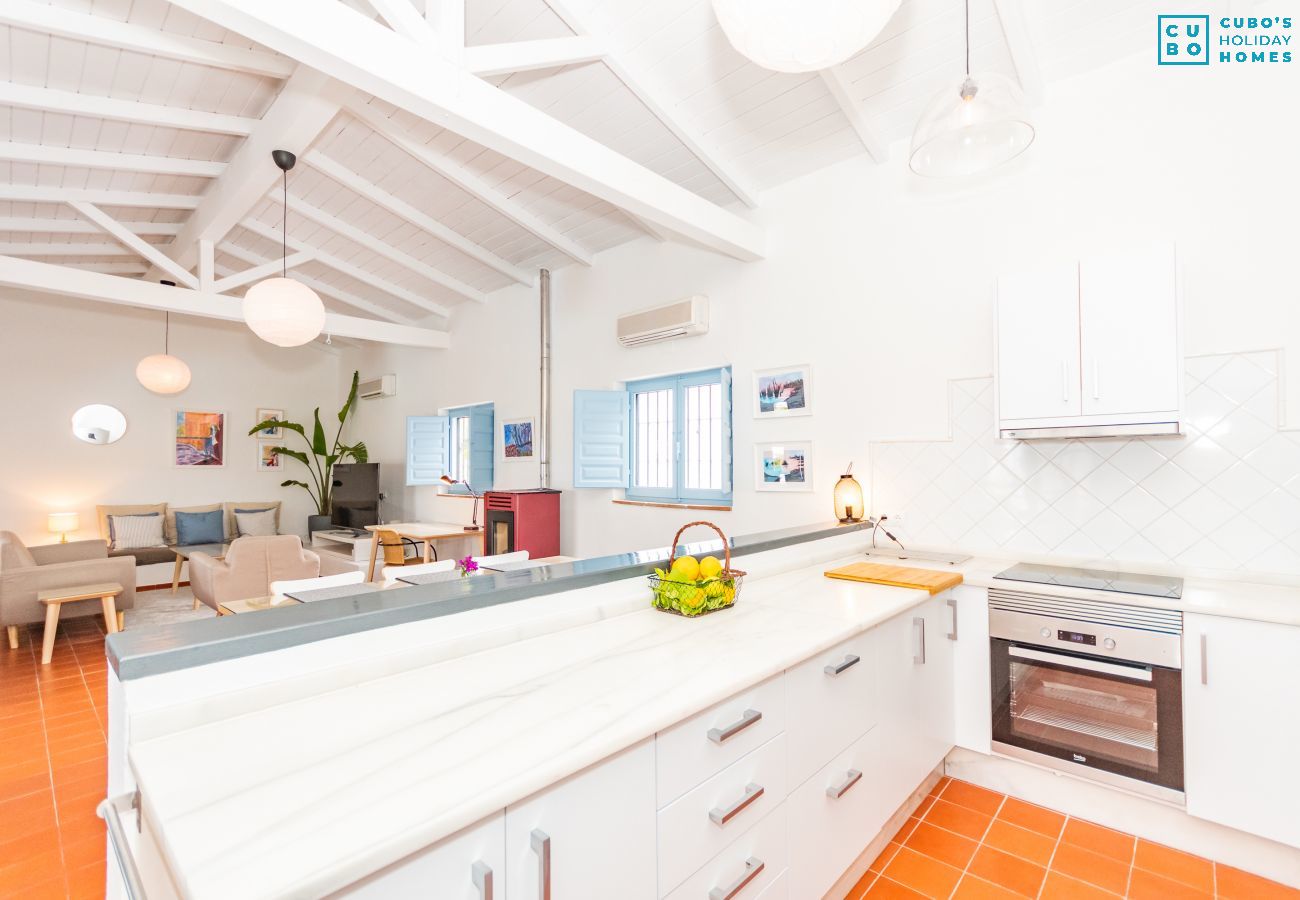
left=363, top=522, right=480, bottom=581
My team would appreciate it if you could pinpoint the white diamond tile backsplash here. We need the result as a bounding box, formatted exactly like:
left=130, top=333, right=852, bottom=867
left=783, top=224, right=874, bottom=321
left=869, top=351, right=1300, bottom=577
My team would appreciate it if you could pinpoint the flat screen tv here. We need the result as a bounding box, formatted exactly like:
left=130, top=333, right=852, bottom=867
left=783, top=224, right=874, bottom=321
left=330, top=462, right=380, bottom=531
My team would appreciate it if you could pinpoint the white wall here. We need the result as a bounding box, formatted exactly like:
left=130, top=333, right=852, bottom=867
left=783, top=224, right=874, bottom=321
left=346, top=48, right=1300, bottom=562
left=0, top=290, right=345, bottom=549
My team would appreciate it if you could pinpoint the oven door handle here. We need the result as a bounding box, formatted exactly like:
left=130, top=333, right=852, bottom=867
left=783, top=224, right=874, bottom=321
left=1009, top=645, right=1153, bottom=682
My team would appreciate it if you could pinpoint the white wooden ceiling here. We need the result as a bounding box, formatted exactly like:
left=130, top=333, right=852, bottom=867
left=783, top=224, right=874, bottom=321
left=0, top=0, right=1173, bottom=339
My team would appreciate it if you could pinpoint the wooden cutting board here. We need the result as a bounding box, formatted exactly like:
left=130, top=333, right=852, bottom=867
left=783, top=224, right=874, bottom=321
left=823, top=562, right=963, bottom=595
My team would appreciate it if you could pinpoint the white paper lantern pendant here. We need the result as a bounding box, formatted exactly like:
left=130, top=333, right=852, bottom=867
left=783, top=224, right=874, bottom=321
left=136, top=307, right=192, bottom=394
left=243, top=150, right=326, bottom=348
left=712, top=0, right=902, bottom=73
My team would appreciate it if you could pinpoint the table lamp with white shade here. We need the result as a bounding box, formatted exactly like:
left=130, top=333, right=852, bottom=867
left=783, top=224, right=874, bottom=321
left=48, top=512, right=79, bottom=543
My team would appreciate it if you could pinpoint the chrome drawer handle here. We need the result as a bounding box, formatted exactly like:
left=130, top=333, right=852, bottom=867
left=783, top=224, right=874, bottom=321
left=472, top=860, right=494, bottom=900
left=98, top=793, right=146, bottom=900
left=826, top=768, right=863, bottom=800
left=531, top=829, right=551, bottom=900
left=709, top=857, right=765, bottom=900
left=913, top=616, right=926, bottom=665
left=708, top=708, right=762, bottom=744
left=824, top=654, right=860, bottom=676
left=710, top=782, right=765, bottom=826
left=946, top=596, right=957, bottom=641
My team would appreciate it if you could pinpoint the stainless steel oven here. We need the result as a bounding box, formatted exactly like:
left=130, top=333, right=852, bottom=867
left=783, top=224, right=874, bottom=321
left=989, top=582, right=1185, bottom=802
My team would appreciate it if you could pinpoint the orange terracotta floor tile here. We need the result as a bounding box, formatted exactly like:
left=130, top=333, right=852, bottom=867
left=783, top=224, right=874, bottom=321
left=853, top=778, right=1300, bottom=900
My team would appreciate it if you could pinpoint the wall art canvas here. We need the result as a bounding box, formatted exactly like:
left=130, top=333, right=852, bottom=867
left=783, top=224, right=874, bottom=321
left=753, top=365, right=812, bottom=418
left=503, top=418, right=535, bottom=459
left=754, top=441, right=813, bottom=491
left=255, top=408, right=285, bottom=440
left=174, top=410, right=225, bottom=467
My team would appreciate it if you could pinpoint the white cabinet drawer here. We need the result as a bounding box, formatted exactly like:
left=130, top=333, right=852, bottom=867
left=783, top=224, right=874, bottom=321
left=332, top=812, right=504, bottom=899
left=786, top=633, right=875, bottom=787
left=657, top=673, right=786, bottom=808
left=658, top=734, right=788, bottom=894
left=788, top=727, right=894, bottom=900
left=664, top=801, right=788, bottom=900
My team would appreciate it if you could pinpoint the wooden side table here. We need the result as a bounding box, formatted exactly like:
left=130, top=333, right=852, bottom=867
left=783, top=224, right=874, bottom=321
left=36, top=581, right=123, bottom=665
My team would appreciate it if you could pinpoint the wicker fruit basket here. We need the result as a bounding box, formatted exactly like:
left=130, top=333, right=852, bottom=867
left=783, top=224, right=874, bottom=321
left=649, top=521, right=747, bottom=617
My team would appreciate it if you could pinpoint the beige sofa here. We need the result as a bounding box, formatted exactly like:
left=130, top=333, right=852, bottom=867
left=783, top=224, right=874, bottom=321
left=0, top=532, right=137, bottom=642
left=95, top=501, right=284, bottom=566
left=189, top=535, right=319, bottom=612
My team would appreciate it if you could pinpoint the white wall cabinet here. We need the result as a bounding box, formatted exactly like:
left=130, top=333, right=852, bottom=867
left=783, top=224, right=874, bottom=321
left=504, top=739, right=658, bottom=899
left=997, top=243, right=1181, bottom=438
left=1183, top=614, right=1300, bottom=849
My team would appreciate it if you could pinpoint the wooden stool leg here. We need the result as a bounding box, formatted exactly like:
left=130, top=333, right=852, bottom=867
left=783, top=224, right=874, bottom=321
left=6, top=625, right=18, bottom=650
left=117, top=610, right=125, bottom=631
left=102, top=595, right=119, bottom=634
left=366, top=532, right=381, bottom=582
left=41, top=603, right=60, bottom=664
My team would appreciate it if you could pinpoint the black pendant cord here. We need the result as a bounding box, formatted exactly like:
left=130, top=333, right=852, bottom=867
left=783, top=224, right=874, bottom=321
left=164, top=312, right=170, bottom=355
left=282, top=167, right=288, bottom=278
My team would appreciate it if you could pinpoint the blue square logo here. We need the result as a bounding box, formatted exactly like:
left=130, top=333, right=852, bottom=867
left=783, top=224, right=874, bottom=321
left=1159, top=15, right=1210, bottom=65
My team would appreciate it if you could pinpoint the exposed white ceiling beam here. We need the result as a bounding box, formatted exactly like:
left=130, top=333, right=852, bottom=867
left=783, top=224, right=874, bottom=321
left=211, top=250, right=315, bottom=293
left=541, top=0, right=759, bottom=210
left=819, top=68, right=888, bottom=163
left=0, top=217, right=181, bottom=236
left=166, top=0, right=765, bottom=261
left=463, top=36, right=606, bottom=77
left=424, top=0, right=464, bottom=61
left=304, top=149, right=532, bottom=286
left=70, top=201, right=199, bottom=288
left=0, top=82, right=258, bottom=136
left=0, top=142, right=225, bottom=178
left=991, top=0, right=1045, bottom=106
left=0, top=186, right=202, bottom=209
left=220, top=242, right=429, bottom=325
left=238, top=217, right=452, bottom=319
left=154, top=69, right=344, bottom=279
left=0, top=243, right=134, bottom=256
left=366, top=0, right=435, bottom=44
left=0, top=254, right=446, bottom=348
left=0, top=0, right=293, bottom=79
left=61, top=261, right=150, bottom=275
left=347, top=100, right=593, bottom=266
left=266, top=189, right=487, bottom=304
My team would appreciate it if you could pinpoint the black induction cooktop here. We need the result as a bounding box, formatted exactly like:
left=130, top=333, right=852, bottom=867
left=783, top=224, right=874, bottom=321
left=993, top=562, right=1184, bottom=599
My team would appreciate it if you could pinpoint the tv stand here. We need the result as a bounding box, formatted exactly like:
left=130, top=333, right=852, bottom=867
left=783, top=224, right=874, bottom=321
left=309, top=530, right=370, bottom=572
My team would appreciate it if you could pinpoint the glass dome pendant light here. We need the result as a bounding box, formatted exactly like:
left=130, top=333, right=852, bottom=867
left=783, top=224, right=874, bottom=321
left=908, top=0, right=1035, bottom=177
left=135, top=304, right=192, bottom=394
left=711, top=0, right=902, bottom=74
left=242, top=150, right=326, bottom=348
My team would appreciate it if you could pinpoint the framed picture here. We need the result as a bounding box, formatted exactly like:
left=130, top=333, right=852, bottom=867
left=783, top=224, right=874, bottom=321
left=174, top=410, right=225, bottom=467
left=753, top=365, right=812, bottom=418
left=257, top=443, right=283, bottom=471
left=754, top=441, right=813, bottom=491
left=502, top=417, right=535, bottom=460
left=255, top=408, right=284, bottom=440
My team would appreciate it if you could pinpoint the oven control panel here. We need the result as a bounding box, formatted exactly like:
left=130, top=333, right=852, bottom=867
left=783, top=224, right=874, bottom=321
left=991, top=608, right=1181, bottom=669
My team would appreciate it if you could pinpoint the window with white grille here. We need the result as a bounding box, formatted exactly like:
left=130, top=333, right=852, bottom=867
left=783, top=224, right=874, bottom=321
left=627, top=368, right=731, bottom=505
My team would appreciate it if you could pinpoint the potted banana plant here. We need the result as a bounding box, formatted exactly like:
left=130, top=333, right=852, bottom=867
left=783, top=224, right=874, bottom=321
left=249, top=371, right=368, bottom=535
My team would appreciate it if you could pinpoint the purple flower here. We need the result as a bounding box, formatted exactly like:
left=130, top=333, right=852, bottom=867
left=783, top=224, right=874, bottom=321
left=458, top=556, right=479, bottom=576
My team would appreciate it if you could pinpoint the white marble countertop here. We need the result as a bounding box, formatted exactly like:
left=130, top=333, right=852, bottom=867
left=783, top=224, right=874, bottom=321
left=129, top=546, right=932, bottom=900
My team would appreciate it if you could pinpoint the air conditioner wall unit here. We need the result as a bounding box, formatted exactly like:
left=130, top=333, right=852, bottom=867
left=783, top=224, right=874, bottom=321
left=616, top=295, right=708, bottom=348
left=359, top=374, right=397, bottom=399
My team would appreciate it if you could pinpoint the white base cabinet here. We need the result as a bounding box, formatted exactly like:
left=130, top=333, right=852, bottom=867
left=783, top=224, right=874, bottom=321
left=334, top=813, right=505, bottom=899
left=950, top=586, right=992, bottom=754
left=1183, top=614, right=1300, bottom=849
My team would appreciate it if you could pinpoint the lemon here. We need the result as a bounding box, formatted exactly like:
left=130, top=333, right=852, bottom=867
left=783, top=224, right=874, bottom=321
left=699, top=556, right=723, bottom=579
left=704, top=581, right=726, bottom=599
left=670, top=556, right=700, bottom=581
left=680, top=587, right=706, bottom=613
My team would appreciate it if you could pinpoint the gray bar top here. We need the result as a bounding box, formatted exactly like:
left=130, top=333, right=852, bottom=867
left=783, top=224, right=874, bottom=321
left=107, top=520, right=869, bottom=680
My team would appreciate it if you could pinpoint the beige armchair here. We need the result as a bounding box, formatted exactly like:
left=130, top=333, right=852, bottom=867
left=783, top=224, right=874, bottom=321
left=189, top=535, right=320, bottom=612
left=1, top=531, right=137, bottom=647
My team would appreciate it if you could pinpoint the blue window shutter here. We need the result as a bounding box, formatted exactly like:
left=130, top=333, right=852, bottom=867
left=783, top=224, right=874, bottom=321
left=574, top=389, right=630, bottom=488
left=407, top=416, right=449, bottom=486
left=469, top=404, right=495, bottom=491
left=720, top=367, right=733, bottom=496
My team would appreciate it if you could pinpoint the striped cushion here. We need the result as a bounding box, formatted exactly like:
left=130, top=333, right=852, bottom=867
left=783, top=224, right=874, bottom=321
left=109, top=513, right=165, bottom=550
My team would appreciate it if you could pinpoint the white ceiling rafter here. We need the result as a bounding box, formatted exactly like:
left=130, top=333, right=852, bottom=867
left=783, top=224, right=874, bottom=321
left=540, top=0, right=760, bottom=211
left=211, top=251, right=315, bottom=293
left=463, top=36, right=607, bottom=77
left=424, top=0, right=464, bottom=60
left=0, top=218, right=181, bottom=236
left=150, top=69, right=345, bottom=280
left=69, top=201, right=199, bottom=288
left=0, top=142, right=225, bottom=178
left=0, top=82, right=259, bottom=137
left=60, top=262, right=151, bottom=275
left=992, top=0, right=1045, bottom=106
left=0, top=254, right=446, bottom=348
left=819, top=68, right=889, bottom=163
left=238, top=218, right=452, bottom=319
left=0, top=0, right=294, bottom=79
left=303, top=149, right=534, bottom=287
left=219, top=243, right=420, bottom=324
left=163, top=0, right=765, bottom=261
left=265, top=190, right=487, bottom=305
left=0, top=243, right=135, bottom=257
left=347, top=100, right=594, bottom=267
left=0, top=187, right=202, bottom=209
left=366, top=0, right=437, bottom=44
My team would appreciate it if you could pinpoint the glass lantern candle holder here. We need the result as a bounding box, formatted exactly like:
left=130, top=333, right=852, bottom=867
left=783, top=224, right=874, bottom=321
left=833, top=467, right=865, bottom=523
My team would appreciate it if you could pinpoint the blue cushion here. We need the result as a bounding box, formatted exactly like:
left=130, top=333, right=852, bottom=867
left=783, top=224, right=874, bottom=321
left=175, top=509, right=224, bottom=545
